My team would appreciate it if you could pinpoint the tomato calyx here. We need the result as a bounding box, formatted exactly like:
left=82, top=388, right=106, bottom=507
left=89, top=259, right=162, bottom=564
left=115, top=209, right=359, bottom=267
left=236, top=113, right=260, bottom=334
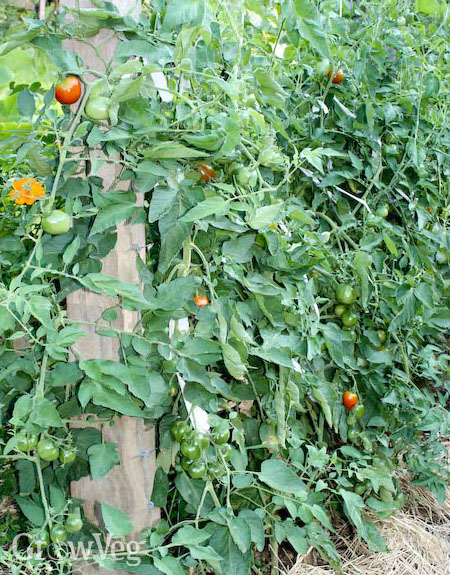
left=343, top=391, right=358, bottom=410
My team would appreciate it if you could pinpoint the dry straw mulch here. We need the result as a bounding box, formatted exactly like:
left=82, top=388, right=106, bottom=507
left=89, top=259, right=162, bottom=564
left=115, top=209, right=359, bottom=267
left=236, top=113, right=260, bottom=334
left=289, top=479, right=450, bottom=575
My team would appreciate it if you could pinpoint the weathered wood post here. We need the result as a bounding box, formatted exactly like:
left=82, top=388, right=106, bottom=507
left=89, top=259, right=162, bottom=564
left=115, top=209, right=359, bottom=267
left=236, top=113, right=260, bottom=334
left=60, top=0, right=158, bottom=550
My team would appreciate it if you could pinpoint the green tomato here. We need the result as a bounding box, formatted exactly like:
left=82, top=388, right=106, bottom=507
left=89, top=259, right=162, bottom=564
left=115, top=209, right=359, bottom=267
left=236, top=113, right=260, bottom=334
left=37, top=438, right=59, bottom=462
left=42, top=210, right=72, bottom=235
left=377, top=329, right=387, bottom=344
left=50, top=525, right=67, bottom=543
left=180, top=441, right=201, bottom=460
left=208, top=461, right=225, bottom=477
left=347, top=428, right=359, bottom=441
left=436, top=249, right=448, bottom=264
left=213, top=428, right=230, bottom=445
left=354, top=404, right=365, bottom=420
left=354, top=481, right=371, bottom=496
left=32, top=530, right=50, bottom=549
left=334, top=304, right=347, bottom=317
left=336, top=284, right=356, bottom=305
left=16, top=431, right=38, bottom=452
left=180, top=457, right=193, bottom=472
left=188, top=460, right=207, bottom=479
left=218, top=443, right=232, bottom=462
left=236, top=167, right=252, bottom=186
left=357, top=357, right=368, bottom=368
left=396, top=15, right=406, bottom=26
left=197, top=433, right=211, bottom=450
left=341, top=311, right=358, bottom=327
left=59, top=447, right=77, bottom=464
left=316, top=58, right=331, bottom=76
left=170, top=420, right=189, bottom=443
left=65, top=515, right=83, bottom=533
left=376, top=204, right=389, bottom=218
left=85, top=96, right=110, bottom=121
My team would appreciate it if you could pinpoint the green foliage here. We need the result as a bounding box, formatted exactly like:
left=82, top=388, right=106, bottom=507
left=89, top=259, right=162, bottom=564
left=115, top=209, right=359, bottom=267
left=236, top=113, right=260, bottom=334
left=0, top=0, right=449, bottom=572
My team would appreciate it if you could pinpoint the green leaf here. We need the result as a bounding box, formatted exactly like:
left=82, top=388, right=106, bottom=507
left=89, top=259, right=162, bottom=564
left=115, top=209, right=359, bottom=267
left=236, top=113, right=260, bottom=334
left=209, top=525, right=251, bottom=575
left=292, top=0, right=330, bottom=58
left=88, top=442, right=120, bottom=479
left=183, top=131, right=224, bottom=151
left=143, top=142, right=207, bottom=159
left=172, top=525, right=211, bottom=546
left=354, top=252, right=372, bottom=309
left=153, top=556, right=186, bottom=575
left=0, top=307, right=15, bottom=334
left=222, top=342, right=247, bottom=380
left=162, top=0, right=204, bottom=31
left=149, top=186, right=178, bottom=223
left=30, top=398, right=65, bottom=428
left=248, top=204, right=281, bottom=230
left=260, top=460, right=307, bottom=497
left=226, top=516, right=251, bottom=553
left=90, top=204, right=136, bottom=236
left=15, top=496, right=45, bottom=527
left=79, top=273, right=149, bottom=310
left=180, top=197, right=229, bottom=222
left=101, top=503, right=133, bottom=538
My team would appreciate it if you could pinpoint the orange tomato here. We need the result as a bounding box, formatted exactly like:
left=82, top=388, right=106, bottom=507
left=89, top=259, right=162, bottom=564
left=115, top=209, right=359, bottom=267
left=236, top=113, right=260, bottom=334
left=328, top=69, right=345, bottom=84
left=9, top=178, right=45, bottom=205
left=194, top=295, right=210, bottom=307
left=197, top=164, right=216, bottom=182
left=55, top=76, right=83, bottom=105
left=342, top=391, right=358, bottom=410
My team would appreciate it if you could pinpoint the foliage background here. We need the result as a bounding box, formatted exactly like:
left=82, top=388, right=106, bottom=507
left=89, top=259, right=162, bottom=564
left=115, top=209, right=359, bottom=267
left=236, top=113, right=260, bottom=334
left=0, top=0, right=449, bottom=573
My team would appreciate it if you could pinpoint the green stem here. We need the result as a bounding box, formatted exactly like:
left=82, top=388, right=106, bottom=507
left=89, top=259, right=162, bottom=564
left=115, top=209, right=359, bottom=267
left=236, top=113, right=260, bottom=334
left=36, top=458, right=52, bottom=529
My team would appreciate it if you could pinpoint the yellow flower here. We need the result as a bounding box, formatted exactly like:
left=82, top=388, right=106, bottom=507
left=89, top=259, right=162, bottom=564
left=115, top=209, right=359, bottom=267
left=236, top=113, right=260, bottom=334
left=9, top=178, right=45, bottom=205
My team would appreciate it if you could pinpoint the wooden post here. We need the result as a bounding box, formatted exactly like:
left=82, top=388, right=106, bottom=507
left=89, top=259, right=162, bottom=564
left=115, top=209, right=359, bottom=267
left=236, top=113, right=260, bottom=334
left=61, top=0, right=158, bottom=549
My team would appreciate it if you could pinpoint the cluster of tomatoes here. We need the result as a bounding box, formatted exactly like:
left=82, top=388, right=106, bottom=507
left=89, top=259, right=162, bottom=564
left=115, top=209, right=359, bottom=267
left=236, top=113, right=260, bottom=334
left=170, top=420, right=231, bottom=479
left=15, top=432, right=82, bottom=545
left=54, top=75, right=109, bottom=121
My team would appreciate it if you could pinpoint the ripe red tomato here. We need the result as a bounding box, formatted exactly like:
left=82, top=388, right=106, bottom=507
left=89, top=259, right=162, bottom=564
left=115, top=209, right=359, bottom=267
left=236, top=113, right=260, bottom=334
left=197, top=164, right=216, bottom=182
left=55, top=76, right=83, bottom=105
left=328, top=69, right=345, bottom=84
left=343, top=391, right=358, bottom=410
left=194, top=295, right=210, bottom=307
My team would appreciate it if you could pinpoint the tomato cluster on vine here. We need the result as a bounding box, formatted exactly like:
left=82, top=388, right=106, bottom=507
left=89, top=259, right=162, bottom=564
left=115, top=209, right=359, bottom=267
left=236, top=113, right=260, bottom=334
left=170, top=420, right=232, bottom=480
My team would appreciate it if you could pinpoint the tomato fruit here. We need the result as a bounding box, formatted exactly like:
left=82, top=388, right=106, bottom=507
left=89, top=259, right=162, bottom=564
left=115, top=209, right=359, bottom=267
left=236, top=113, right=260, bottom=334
left=188, top=461, right=207, bottom=479
left=219, top=443, right=232, bottom=461
left=354, top=481, right=371, bottom=496
left=343, top=391, right=358, bottom=410
left=32, top=530, right=50, bottom=549
left=341, top=311, right=358, bottom=327
left=328, top=69, right=345, bottom=84
left=55, top=76, right=82, bottom=105
left=170, top=420, right=189, bottom=442
left=16, top=431, right=38, bottom=452
left=377, top=329, right=387, bottom=344
left=347, top=428, right=358, bottom=441
left=316, top=58, right=331, bottom=76
left=37, top=438, right=59, bottom=461
left=354, top=404, right=365, bottom=420
left=50, top=525, right=67, bottom=543
left=336, top=284, right=356, bottom=305
left=376, top=204, right=389, bottom=218
left=85, top=96, right=110, bottom=121
left=59, top=447, right=77, bottom=464
left=213, top=428, right=230, bottom=445
left=194, top=295, right=210, bottom=307
left=42, top=210, right=72, bottom=235
left=396, top=15, right=406, bottom=26
left=181, top=441, right=201, bottom=460
left=197, top=433, right=210, bottom=450
left=64, top=515, right=83, bottom=533
left=180, top=457, right=193, bottom=472
left=197, top=164, right=216, bottom=182
left=208, top=461, right=225, bottom=477
left=334, top=304, right=347, bottom=317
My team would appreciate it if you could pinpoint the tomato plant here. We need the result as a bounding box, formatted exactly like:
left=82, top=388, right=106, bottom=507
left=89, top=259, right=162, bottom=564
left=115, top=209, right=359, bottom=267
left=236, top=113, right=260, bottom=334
left=55, top=76, right=82, bottom=105
left=1, top=1, right=449, bottom=572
